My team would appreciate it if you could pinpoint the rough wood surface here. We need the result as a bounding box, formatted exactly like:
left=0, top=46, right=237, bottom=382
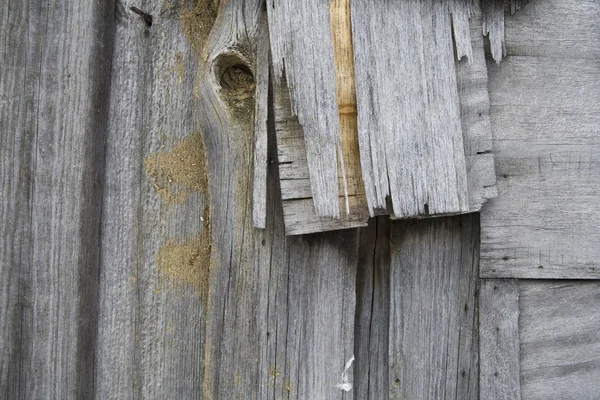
left=389, top=215, right=479, bottom=399
left=197, top=2, right=359, bottom=399
left=0, top=0, right=114, bottom=398
left=480, top=0, right=600, bottom=279
left=519, top=281, right=600, bottom=400
left=354, top=217, right=390, bottom=400
left=266, top=0, right=345, bottom=217
left=252, top=20, right=270, bottom=229
left=481, top=0, right=506, bottom=63
left=275, top=2, right=497, bottom=235
left=97, top=1, right=212, bottom=398
left=351, top=0, right=469, bottom=218
left=479, top=279, right=521, bottom=400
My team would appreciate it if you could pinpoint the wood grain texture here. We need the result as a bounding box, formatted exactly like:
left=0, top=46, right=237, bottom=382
left=351, top=0, right=469, bottom=218
left=519, top=281, right=600, bottom=400
left=354, top=217, right=390, bottom=400
left=275, top=1, right=497, bottom=235
left=456, top=7, right=498, bottom=211
left=97, top=1, right=212, bottom=398
left=482, top=0, right=506, bottom=63
left=266, top=0, right=344, bottom=217
left=480, top=0, right=600, bottom=279
left=197, top=2, right=358, bottom=399
left=0, top=0, right=115, bottom=398
left=273, top=81, right=370, bottom=235
left=479, top=280, right=521, bottom=400
left=389, top=215, right=480, bottom=400
left=252, top=18, right=270, bottom=229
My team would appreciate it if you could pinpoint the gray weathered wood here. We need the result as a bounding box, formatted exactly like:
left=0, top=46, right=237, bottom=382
left=252, top=18, right=270, bottom=229
left=351, top=0, right=469, bottom=218
left=267, top=0, right=345, bottom=217
left=479, top=279, right=521, bottom=400
left=354, top=217, right=390, bottom=400
left=0, top=0, right=114, bottom=398
left=480, top=0, right=600, bottom=279
left=450, top=0, right=474, bottom=62
left=482, top=0, right=506, bottom=63
left=197, top=2, right=358, bottom=399
left=97, top=1, right=212, bottom=398
left=389, top=215, right=479, bottom=399
left=519, top=281, right=600, bottom=400
left=275, top=2, right=497, bottom=235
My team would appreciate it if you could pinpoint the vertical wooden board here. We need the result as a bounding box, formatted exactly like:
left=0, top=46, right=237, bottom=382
left=0, top=2, right=36, bottom=396
left=519, top=281, right=600, bottom=400
left=354, top=217, right=390, bottom=400
left=97, top=0, right=215, bottom=398
left=389, top=215, right=479, bottom=399
left=481, top=0, right=506, bottom=63
left=479, top=280, right=521, bottom=400
left=267, top=0, right=343, bottom=217
left=0, top=0, right=115, bottom=398
left=480, top=0, right=600, bottom=279
left=455, top=7, right=498, bottom=211
left=351, top=0, right=469, bottom=218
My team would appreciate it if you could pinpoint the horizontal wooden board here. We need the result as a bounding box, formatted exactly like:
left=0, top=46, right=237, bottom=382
left=480, top=0, right=600, bottom=279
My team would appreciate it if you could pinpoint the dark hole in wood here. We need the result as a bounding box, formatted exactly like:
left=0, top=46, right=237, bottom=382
left=423, top=203, right=429, bottom=215
left=130, top=6, right=153, bottom=27
left=214, top=54, right=256, bottom=115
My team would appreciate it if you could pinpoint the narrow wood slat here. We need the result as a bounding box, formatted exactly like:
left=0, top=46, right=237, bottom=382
left=389, top=215, right=479, bottom=399
left=266, top=0, right=344, bottom=217
left=482, top=0, right=506, bottom=63
left=354, top=217, right=391, bottom=400
left=479, top=280, right=521, bottom=400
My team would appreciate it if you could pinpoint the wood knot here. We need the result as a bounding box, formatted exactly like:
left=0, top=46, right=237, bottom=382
left=214, top=53, right=255, bottom=115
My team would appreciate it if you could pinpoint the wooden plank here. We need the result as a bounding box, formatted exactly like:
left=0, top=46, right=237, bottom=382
left=97, top=1, right=216, bottom=398
left=267, top=0, right=344, bottom=217
left=0, top=2, right=37, bottom=396
left=0, top=0, right=115, bottom=398
left=479, top=280, right=521, bottom=400
left=389, top=215, right=479, bottom=399
left=275, top=2, right=497, bottom=235
left=197, top=2, right=359, bottom=399
left=252, top=18, right=270, bottom=229
left=354, top=217, right=390, bottom=400
left=481, top=0, right=506, bottom=63
left=519, top=281, right=600, bottom=400
left=480, top=0, right=600, bottom=279
left=351, top=0, right=469, bottom=218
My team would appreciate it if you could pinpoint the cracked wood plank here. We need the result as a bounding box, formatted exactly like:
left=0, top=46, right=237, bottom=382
left=275, top=2, right=496, bottom=235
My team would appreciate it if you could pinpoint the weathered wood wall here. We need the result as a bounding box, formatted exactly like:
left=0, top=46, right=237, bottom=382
left=1, top=0, right=600, bottom=399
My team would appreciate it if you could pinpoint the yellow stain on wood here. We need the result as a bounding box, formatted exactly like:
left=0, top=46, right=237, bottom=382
left=158, top=207, right=212, bottom=297
left=145, top=131, right=209, bottom=205
left=329, top=0, right=366, bottom=204
left=180, top=0, right=218, bottom=59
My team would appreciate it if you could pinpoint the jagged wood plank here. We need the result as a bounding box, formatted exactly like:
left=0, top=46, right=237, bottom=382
left=266, top=0, right=344, bottom=217
left=351, top=0, right=469, bottom=218
left=481, top=0, right=506, bottom=63
left=389, top=215, right=479, bottom=399
left=479, top=280, right=521, bottom=400
left=481, top=0, right=600, bottom=279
